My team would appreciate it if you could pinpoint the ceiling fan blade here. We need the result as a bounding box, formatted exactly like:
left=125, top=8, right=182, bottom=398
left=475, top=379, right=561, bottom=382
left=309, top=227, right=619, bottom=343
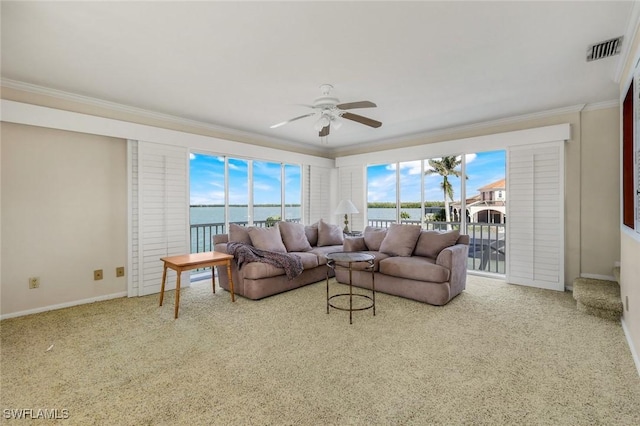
left=337, top=101, right=377, bottom=110
left=341, top=112, right=382, bottom=128
left=270, top=112, right=316, bottom=129
left=319, top=124, right=330, bottom=137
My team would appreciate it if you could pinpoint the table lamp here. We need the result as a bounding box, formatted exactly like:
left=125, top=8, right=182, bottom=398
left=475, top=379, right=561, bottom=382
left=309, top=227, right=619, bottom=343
left=335, top=199, right=359, bottom=233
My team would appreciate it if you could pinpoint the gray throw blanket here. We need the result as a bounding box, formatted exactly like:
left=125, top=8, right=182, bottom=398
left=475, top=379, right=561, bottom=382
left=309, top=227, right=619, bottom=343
left=227, top=242, right=303, bottom=280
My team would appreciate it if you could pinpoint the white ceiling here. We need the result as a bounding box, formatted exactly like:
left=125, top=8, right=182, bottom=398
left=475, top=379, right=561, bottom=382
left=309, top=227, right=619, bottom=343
left=0, top=1, right=634, bottom=154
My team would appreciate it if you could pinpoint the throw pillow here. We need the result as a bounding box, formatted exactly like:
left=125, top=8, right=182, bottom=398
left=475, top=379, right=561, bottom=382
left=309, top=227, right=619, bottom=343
left=317, top=218, right=344, bottom=246
left=248, top=226, right=287, bottom=253
left=305, top=222, right=319, bottom=246
left=414, top=230, right=460, bottom=259
left=278, top=221, right=312, bottom=252
left=229, top=223, right=252, bottom=245
left=379, top=224, right=422, bottom=257
left=363, top=226, right=387, bottom=251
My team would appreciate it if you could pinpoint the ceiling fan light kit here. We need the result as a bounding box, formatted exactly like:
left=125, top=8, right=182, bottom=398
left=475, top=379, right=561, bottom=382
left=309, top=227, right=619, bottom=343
left=271, top=84, right=382, bottom=141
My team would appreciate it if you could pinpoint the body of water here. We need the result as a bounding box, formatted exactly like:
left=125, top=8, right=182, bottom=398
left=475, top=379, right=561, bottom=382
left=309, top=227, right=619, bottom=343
left=190, top=206, right=432, bottom=224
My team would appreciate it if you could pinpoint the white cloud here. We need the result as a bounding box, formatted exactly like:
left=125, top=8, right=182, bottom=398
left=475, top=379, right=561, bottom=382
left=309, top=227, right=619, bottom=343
left=189, top=153, right=196, bottom=160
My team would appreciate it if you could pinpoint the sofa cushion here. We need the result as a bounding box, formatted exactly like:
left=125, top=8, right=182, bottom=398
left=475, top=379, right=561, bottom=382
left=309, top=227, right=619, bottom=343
left=229, top=223, right=252, bottom=245
left=317, top=219, right=344, bottom=246
left=308, top=245, right=344, bottom=265
left=248, top=226, right=287, bottom=253
left=241, top=262, right=286, bottom=280
left=379, top=224, right=422, bottom=257
left=305, top=222, right=319, bottom=246
left=379, top=257, right=450, bottom=283
left=334, top=251, right=389, bottom=272
left=363, top=226, right=387, bottom=251
left=287, top=252, right=320, bottom=269
left=414, top=230, right=460, bottom=259
left=278, top=221, right=312, bottom=252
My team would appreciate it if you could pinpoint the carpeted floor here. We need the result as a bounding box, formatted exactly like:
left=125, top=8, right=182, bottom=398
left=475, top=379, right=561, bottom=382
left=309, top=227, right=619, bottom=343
left=1, top=276, right=639, bottom=425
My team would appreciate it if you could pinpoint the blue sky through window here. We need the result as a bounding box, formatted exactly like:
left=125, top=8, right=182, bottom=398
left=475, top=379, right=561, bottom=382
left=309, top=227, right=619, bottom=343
left=190, top=154, right=301, bottom=205
left=367, top=151, right=505, bottom=203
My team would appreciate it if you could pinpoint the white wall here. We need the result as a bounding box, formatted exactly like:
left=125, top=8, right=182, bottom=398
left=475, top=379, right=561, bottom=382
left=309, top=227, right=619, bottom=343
left=1, top=123, right=128, bottom=317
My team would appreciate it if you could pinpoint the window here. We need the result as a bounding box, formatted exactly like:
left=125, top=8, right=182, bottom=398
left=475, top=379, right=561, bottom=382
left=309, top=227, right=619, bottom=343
left=465, top=150, right=506, bottom=274
left=398, top=161, right=422, bottom=224
left=253, top=161, right=282, bottom=226
left=366, top=163, right=397, bottom=228
left=284, top=164, right=302, bottom=222
left=189, top=155, right=302, bottom=252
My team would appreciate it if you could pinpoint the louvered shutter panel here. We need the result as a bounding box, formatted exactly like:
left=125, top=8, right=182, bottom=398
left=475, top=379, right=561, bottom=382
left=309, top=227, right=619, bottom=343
left=308, top=165, right=332, bottom=223
left=135, top=141, right=188, bottom=296
left=506, top=142, right=564, bottom=291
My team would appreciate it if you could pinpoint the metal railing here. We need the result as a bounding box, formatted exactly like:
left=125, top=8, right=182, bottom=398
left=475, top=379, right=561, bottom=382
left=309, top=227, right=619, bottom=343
left=190, top=219, right=301, bottom=254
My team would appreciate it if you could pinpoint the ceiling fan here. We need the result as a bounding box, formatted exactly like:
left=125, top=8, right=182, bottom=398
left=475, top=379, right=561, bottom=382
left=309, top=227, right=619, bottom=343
left=270, top=84, right=382, bottom=138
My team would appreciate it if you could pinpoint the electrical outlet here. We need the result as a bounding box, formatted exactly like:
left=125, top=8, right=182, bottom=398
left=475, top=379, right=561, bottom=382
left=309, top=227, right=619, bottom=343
left=28, top=277, right=40, bottom=289
left=116, top=266, right=125, bottom=277
left=94, top=269, right=103, bottom=281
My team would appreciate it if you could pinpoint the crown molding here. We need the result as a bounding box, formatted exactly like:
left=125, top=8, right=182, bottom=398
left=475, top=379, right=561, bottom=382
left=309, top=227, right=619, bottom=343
left=329, top=103, right=589, bottom=156
left=0, top=78, right=322, bottom=155
left=614, top=0, right=640, bottom=84
left=582, top=99, right=619, bottom=112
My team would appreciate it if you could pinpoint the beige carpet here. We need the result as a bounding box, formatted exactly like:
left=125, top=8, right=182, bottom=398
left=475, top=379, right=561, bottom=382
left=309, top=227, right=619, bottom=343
left=1, top=276, right=639, bottom=425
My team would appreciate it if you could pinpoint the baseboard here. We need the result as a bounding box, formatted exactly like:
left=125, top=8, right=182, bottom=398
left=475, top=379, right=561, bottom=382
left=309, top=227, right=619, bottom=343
left=622, top=318, right=640, bottom=377
left=0, top=291, right=128, bottom=320
left=580, top=273, right=616, bottom=281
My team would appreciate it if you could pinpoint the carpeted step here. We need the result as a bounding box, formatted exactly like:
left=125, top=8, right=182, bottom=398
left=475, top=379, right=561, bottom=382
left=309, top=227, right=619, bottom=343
left=573, top=278, right=622, bottom=321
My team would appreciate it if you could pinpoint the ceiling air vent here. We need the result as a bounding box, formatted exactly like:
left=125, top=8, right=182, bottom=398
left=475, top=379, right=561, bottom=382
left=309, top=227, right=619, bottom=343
left=587, top=36, right=623, bottom=62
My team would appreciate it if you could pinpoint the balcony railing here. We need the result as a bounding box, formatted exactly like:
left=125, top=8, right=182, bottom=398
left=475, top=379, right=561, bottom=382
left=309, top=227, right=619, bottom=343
left=190, top=219, right=301, bottom=254
left=190, top=219, right=504, bottom=275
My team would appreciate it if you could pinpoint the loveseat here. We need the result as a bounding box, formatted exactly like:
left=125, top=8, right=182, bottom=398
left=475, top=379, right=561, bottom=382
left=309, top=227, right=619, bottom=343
left=337, top=224, right=469, bottom=306
left=213, top=220, right=344, bottom=300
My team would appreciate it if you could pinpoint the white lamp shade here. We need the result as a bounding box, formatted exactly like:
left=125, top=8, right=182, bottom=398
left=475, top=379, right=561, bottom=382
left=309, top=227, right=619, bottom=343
left=335, top=199, right=359, bottom=215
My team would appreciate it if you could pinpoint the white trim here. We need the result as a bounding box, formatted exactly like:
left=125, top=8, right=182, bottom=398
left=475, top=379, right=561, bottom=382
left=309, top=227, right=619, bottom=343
left=1, top=78, right=605, bottom=159
left=330, top=105, right=581, bottom=157
left=614, top=0, right=640, bottom=84
left=581, top=100, right=619, bottom=112
left=0, top=78, right=316, bottom=153
left=0, top=291, right=128, bottom=320
left=621, top=223, right=640, bottom=243
left=0, top=99, right=335, bottom=168
left=580, top=273, right=617, bottom=282
left=622, top=318, right=640, bottom=377
left=336, top=123, right=571, bottom=167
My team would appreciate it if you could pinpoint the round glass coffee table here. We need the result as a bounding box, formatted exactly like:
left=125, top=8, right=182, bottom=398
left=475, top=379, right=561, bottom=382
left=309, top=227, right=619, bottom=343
left=325, top=252, right=376, bottom=324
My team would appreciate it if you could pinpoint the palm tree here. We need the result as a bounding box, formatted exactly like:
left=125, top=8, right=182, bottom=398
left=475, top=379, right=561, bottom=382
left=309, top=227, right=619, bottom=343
left=425, top=156, right=462, bottom=228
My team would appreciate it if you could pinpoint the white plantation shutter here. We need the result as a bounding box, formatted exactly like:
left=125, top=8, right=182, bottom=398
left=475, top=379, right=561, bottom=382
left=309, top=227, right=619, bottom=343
left=339, top=166, right=365, bottom=231
left=308, top=165, right=332, bottom=223
left=130, top=141, right=189, bottom=296
left=506, top=142, right=564, bottom=291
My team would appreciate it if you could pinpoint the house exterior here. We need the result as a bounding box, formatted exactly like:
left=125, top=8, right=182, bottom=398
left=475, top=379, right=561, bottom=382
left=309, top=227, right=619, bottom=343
left=452, top=178, right=506, bottom=224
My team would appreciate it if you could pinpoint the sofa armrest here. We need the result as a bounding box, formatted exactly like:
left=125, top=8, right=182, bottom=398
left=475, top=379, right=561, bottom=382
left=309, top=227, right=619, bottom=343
left=343, top=237, right=367, bottom=252
left=214, top=242, right=229, bottom=254
left=213, top=234, right=229, bottom=244
left=436, top=244, right=469, bottom=295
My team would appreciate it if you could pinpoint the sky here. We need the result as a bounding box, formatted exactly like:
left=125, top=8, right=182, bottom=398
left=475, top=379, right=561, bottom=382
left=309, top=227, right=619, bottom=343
left=190, top=150, right=505, bottom=205
left=189, top=153, right=301, bottom=205
left=367, top=150, right=506, bottom=203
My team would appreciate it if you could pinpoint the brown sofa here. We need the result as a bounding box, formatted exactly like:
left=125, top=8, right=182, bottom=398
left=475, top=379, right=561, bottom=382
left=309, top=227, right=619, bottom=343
left=213, top=220, right=344, bottom=300
left=337, top=224, right=470, bottom=306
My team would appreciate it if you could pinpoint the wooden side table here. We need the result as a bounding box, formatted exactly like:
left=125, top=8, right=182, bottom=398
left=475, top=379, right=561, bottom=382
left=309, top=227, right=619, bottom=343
left=159, top=251, right=235, bottom=319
